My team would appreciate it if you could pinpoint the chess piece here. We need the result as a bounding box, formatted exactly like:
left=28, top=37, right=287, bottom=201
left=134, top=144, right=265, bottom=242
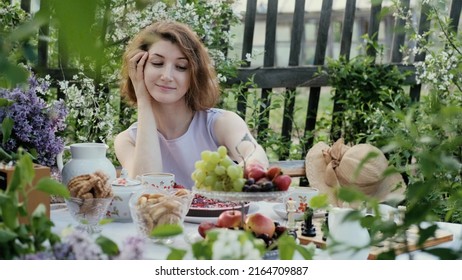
left=322, top=211, right=329, bottom=241
left=301, top=206, right=316, bottom=237
left=286, top=198, right=297, bottom=230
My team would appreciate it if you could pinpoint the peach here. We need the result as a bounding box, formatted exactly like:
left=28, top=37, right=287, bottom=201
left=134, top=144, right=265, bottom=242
left=244, top=213, right=275, bottom=237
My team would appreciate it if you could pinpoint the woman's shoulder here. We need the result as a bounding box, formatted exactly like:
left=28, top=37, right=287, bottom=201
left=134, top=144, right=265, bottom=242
left=123, top=122, right=138, bottom=141
left=205, top=107, right=225, bottom=115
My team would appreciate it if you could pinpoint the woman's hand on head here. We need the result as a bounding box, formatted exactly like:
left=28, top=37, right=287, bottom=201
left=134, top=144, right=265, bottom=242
left=128, top=51, right=151, bottom=103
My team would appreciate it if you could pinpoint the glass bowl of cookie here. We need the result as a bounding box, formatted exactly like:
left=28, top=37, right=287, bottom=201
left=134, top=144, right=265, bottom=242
left=129, top=186, right=193, bottom=244
left=65, top=171, right=114, bottom=234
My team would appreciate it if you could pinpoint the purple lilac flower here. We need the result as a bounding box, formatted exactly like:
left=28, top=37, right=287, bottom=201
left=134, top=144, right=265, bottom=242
left=52, top=242, right=76, bottom=260
left=62, top=230, right=107, bottom=260
left=112, top=236, right=146, bottom=260
left=0, top=73, right=68, bottom=166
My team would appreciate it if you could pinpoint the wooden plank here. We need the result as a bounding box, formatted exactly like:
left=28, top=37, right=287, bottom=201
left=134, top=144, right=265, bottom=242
left=339, top=0, right=356, bottom=60
left=297, top=219, right=454, bottom=260
left=263, top=0, right=278, bottom=67
left=331, top=0, right=357, bottom=140
left=226, top=65, right=417, bottom=88
left=368, top=226, right=454, bottom=259
left=257, top=0, right=278, bottom=143
left=237, top=0, right=257, bottom=116
left=449, top=0, right=462, bottom=32
left=281, top=0, right=306, bottom=159
left=269, top=160, right=305, bottom=177
left=304, top=0, right=333, bottom=153
left=20, top=0, right=30, bottom=13
left=288, top=0, right=306, bottom=67
left=367, top=0, right=383, bottom=58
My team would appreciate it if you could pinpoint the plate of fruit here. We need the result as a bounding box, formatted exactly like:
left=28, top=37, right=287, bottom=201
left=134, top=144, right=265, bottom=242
left=191, top=146, right=292, bottom=202
left=191, top=210, right=297, bottom=258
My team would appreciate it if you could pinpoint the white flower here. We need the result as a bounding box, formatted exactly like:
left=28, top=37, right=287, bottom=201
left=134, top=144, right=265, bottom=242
left=210, top=229, right=263, bottom=260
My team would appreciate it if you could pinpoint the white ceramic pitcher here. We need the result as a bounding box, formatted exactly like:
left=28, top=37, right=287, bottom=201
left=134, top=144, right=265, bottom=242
left=57, top=143, right=117, bottom=186
left=326, top=207, right=371, bottom=260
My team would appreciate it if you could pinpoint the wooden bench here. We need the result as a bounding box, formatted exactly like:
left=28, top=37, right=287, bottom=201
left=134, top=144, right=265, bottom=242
left=270, top=160, right=305, bottom=178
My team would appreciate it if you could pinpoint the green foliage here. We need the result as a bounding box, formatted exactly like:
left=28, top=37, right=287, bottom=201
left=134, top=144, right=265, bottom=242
left=322, top=43, right=412, bottom=146
left=0, top=1, right=32, bottom=87
left=0, top=151, right=69, bottom=260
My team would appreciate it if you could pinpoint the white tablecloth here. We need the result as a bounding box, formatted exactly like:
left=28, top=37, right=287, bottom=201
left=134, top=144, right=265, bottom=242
left=50, top=201, right=462, bottom=260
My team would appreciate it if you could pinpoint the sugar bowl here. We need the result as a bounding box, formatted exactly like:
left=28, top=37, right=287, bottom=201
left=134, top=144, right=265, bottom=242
left=106, top=177, right=143, bottom=222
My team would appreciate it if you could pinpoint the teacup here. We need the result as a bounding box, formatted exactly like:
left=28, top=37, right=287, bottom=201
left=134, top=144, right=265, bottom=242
left=106, top=178, right=142, bottom=222
left=140, top=172, right=175, bottom=190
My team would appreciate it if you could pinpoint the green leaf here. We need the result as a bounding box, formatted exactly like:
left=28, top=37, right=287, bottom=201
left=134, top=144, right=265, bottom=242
left=150, top=224, right=183, bottom=238
left=295, top=243, right=316, bottom=260
left=1, top=117, right=14, bottom=145
left=7, top=13, right=48, bottom=42
left=166, top=248, right=187, bottom=260
left=8, top=153, right=35, bottom=192
left=18, top=154, right=34, bottom=186
left=95, top=235, right=120, bottom=257
left=0, top=98, right=14, bottom=107
left=98, top=218, right=113, bottom=225
left=191, top=240, right=213, bottom=260
left=0, top=228, right=18, bottom=242
left=0, top=193, right=10, bottom=204
left=277, top=234, right=296, bottom=260
left=31, top=204, right=46, bottom=217
left=1, top=199, right=19, bottom=229
left=35, top=178, right=70, bottom=198
left=309, top=194, right=328, bottom=209
left=0, top=61, right=28, bottom=87
left=0, top=147, right=12, bottom=161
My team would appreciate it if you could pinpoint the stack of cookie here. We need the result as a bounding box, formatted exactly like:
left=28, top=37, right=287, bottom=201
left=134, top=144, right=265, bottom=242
left=66, top=171, right=114, bottom=215
left=132, top=188, right=192, bottom=236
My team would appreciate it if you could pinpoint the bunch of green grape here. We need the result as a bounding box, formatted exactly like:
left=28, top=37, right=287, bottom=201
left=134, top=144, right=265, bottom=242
left=192, top=146, right=246, bottom=192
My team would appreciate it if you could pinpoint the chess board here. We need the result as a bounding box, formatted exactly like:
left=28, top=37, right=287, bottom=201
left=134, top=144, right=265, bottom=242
left=296, top=218, right=454, bottom=260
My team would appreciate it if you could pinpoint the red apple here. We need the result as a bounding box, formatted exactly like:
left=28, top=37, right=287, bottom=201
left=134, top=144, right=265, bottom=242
left=266, top=166, right=282, bottom=180
left=244, top=213, right=276, bottom=237
left=244, top=162, right=265, bottom=179
left=247, top=167, right=267, bottom=181
left=216, top=210, right=243, bottom=228
left=198, top=221, right=216, bottom=238
left=273, top=174, right=292, bottom=191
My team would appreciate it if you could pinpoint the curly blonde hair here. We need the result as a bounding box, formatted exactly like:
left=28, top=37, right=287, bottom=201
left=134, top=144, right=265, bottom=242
left=120, top=21, right=220, bottom=111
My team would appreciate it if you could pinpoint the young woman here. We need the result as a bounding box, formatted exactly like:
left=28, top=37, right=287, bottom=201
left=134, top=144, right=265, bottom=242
left=115, top=21, right=268, bottom=188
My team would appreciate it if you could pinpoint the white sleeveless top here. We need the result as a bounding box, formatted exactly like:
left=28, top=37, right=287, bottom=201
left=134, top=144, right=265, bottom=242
left=128, top=108, right=223, bottom=188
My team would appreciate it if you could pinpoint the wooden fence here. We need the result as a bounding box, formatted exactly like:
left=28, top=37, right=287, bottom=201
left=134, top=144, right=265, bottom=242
left=225, top=0, right=461, bottom=162
left=16, top=0, right=462, bottom=163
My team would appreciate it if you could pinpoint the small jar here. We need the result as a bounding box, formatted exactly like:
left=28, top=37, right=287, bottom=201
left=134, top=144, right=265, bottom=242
left=106, top=178, right=142, bottom=222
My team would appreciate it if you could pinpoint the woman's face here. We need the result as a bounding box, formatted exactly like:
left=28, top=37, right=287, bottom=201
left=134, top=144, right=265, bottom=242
left=144, top=39, right=191, bottom=106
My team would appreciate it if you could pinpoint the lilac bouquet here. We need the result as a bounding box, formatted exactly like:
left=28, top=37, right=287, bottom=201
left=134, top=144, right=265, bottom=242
left=0, top=73, right=67, bottom=166
left=21, top=229, right=146, bottom=260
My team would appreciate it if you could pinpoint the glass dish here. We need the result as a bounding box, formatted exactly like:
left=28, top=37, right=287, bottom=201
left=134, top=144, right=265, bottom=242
left=129, top=187, right=193, bottom=244
left=65, top=197, right=112, bottom=234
